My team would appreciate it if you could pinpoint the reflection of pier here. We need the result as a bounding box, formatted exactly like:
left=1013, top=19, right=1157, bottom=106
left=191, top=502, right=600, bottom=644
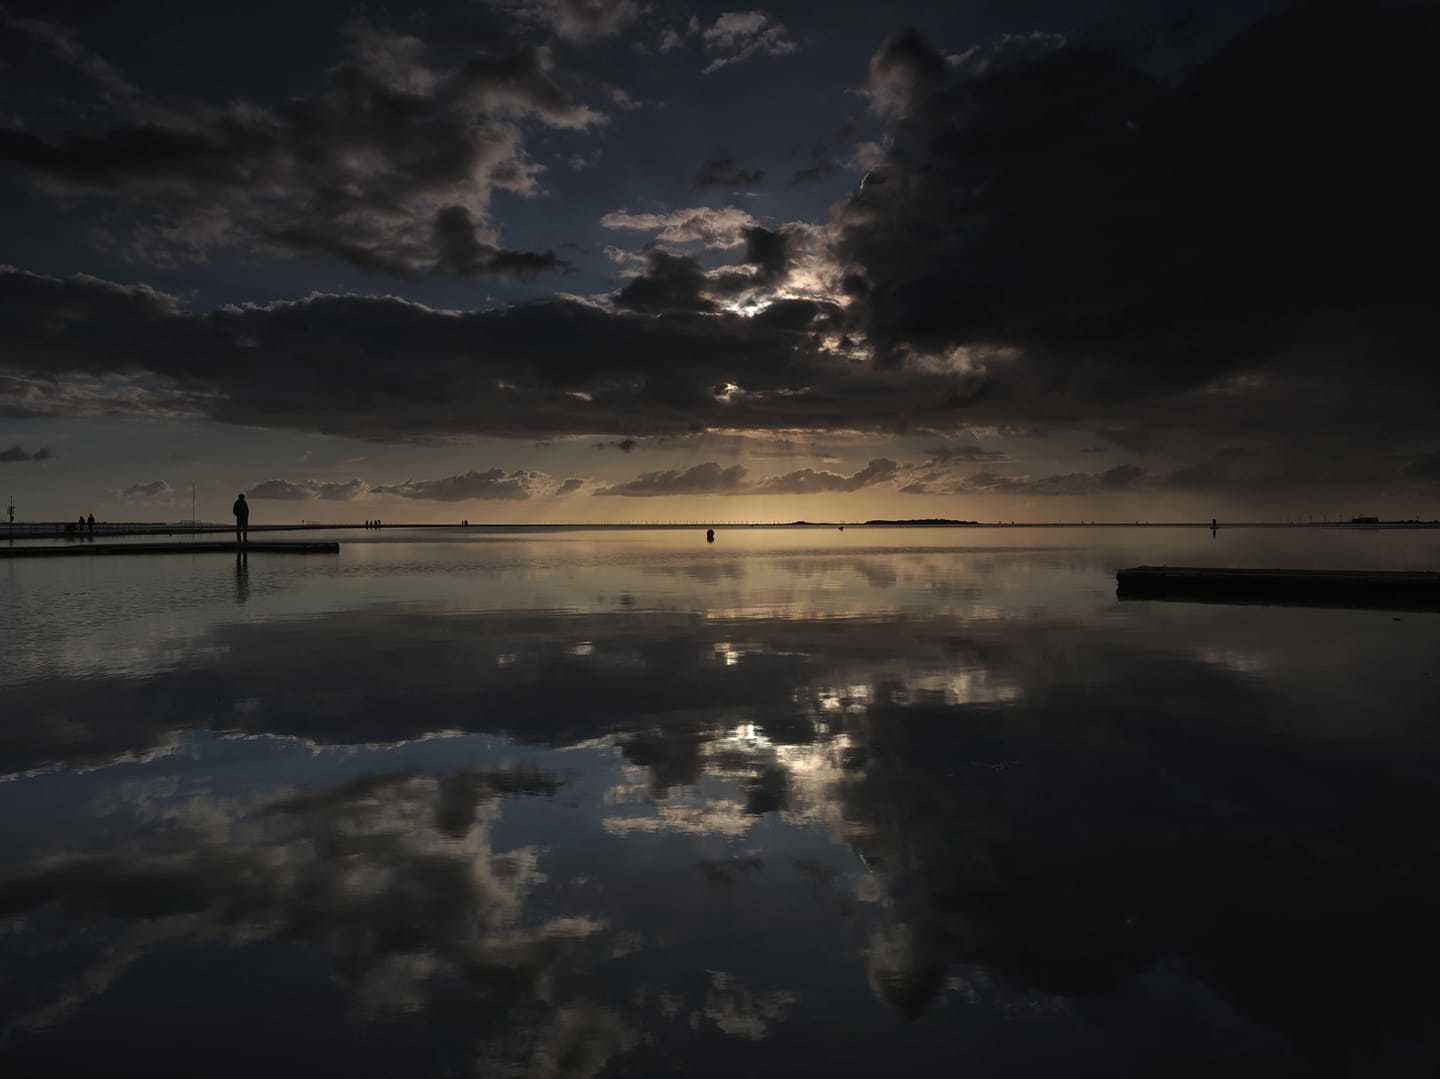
left=0, top=540, right=340, bottom=559
left=1117, top=565, right=1440, bottom=610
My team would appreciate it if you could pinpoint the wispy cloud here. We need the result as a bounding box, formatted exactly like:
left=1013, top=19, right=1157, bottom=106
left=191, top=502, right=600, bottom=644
left=599, top=207, right=757, bottom=249
left=119, top=480, right=172, bottom=499
left=248, top=479, right=368, bottom=501
left=701, top=11, right=799, bottom=75
left=596, top=458, right=899, bottom=497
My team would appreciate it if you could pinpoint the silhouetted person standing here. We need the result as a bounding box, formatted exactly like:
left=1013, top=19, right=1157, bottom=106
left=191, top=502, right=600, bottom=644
left=86, top=513, right=95, bottom=534
left=233, top=492, right=249, bottom=545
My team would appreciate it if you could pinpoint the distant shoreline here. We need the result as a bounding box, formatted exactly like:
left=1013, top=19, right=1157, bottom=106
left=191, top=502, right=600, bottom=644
left=6, top=519, right=1440, bottom=541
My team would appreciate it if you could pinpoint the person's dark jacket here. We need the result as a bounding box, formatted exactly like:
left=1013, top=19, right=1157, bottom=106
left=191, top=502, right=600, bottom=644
left=233, top=498, right=249, bottom=522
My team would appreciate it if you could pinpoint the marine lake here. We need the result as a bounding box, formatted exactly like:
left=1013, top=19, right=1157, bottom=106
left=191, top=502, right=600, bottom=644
left=3, top=526, right=1439, bottom=1077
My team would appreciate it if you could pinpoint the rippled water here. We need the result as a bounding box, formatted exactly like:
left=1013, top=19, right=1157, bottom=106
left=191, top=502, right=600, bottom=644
left=3, top=526, right=1439, bottom=1077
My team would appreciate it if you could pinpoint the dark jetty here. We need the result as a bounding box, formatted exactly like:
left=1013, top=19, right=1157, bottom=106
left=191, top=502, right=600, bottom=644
left=1117, top=565, right=1440, bottom=610
left=1, top=540, right=340, bottom=559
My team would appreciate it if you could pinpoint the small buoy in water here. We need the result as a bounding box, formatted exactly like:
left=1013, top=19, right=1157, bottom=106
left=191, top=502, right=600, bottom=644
left=706, top=528, right=715, bottom=543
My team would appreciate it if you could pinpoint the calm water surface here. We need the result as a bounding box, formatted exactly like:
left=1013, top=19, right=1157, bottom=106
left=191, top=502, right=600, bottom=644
left=3, top=527, right=1439, bottom=1077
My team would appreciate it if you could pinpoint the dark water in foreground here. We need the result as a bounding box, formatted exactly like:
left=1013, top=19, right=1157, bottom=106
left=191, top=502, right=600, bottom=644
left=3, top=527, right=1439, bottom=1077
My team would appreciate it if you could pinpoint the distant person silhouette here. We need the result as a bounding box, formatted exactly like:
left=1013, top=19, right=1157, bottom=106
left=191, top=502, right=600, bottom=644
left=86, top=513, right=95, bottom=534
left=233, top=492, right=249, bottom=545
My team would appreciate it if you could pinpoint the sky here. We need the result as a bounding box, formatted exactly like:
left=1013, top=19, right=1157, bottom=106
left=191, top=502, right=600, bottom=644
left=1, top=0, right=1437, bottom=524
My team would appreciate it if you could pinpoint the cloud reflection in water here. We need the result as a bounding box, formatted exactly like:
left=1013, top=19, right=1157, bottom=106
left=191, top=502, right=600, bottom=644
left=3, top=534, right=1440, bottom=1075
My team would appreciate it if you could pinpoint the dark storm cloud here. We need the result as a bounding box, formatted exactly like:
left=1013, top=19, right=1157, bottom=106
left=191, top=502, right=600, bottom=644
left=556, top=477, right=585, bottom=495
left=835, top=5, right=1440, bottom=445
left=374, top=469, right=539, bottom=501
left=430, top=205, right=570, bottom=279
left=6, top=4, right=1438, bottom=498
left=739, top=226, right=788, bottom=283
left=249, top=478, right=367, bottom=501
left=701, top=226, right=801, bottom=303
left=864, top=29, right=946, bottom=119
left=120, top=479, right=172, bottom=498
left=0, top=444, right=54, bottom=463
left=0, top=265, right=996, bottom=442
left=614, top=250, right=717, bottom=313
left=0, top=20, right=599, bottom=276
left=694, top=156, right=765, bottom=189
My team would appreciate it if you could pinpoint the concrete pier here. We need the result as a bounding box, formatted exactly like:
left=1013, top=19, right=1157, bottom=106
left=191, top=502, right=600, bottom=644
left=0, top=540, right=340, bottom=559
left=1117, top=565, right=1440, bottom=609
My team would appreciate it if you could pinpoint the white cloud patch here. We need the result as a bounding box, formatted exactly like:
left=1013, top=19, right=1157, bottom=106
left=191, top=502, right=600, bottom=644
left=700, top=11, right=799, bottom=75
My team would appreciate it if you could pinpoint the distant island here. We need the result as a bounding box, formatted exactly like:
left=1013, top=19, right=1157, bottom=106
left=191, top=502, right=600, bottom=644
left=786, top=519, right=980, bottom=527
left=861, top=518, right=981, bottom=527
